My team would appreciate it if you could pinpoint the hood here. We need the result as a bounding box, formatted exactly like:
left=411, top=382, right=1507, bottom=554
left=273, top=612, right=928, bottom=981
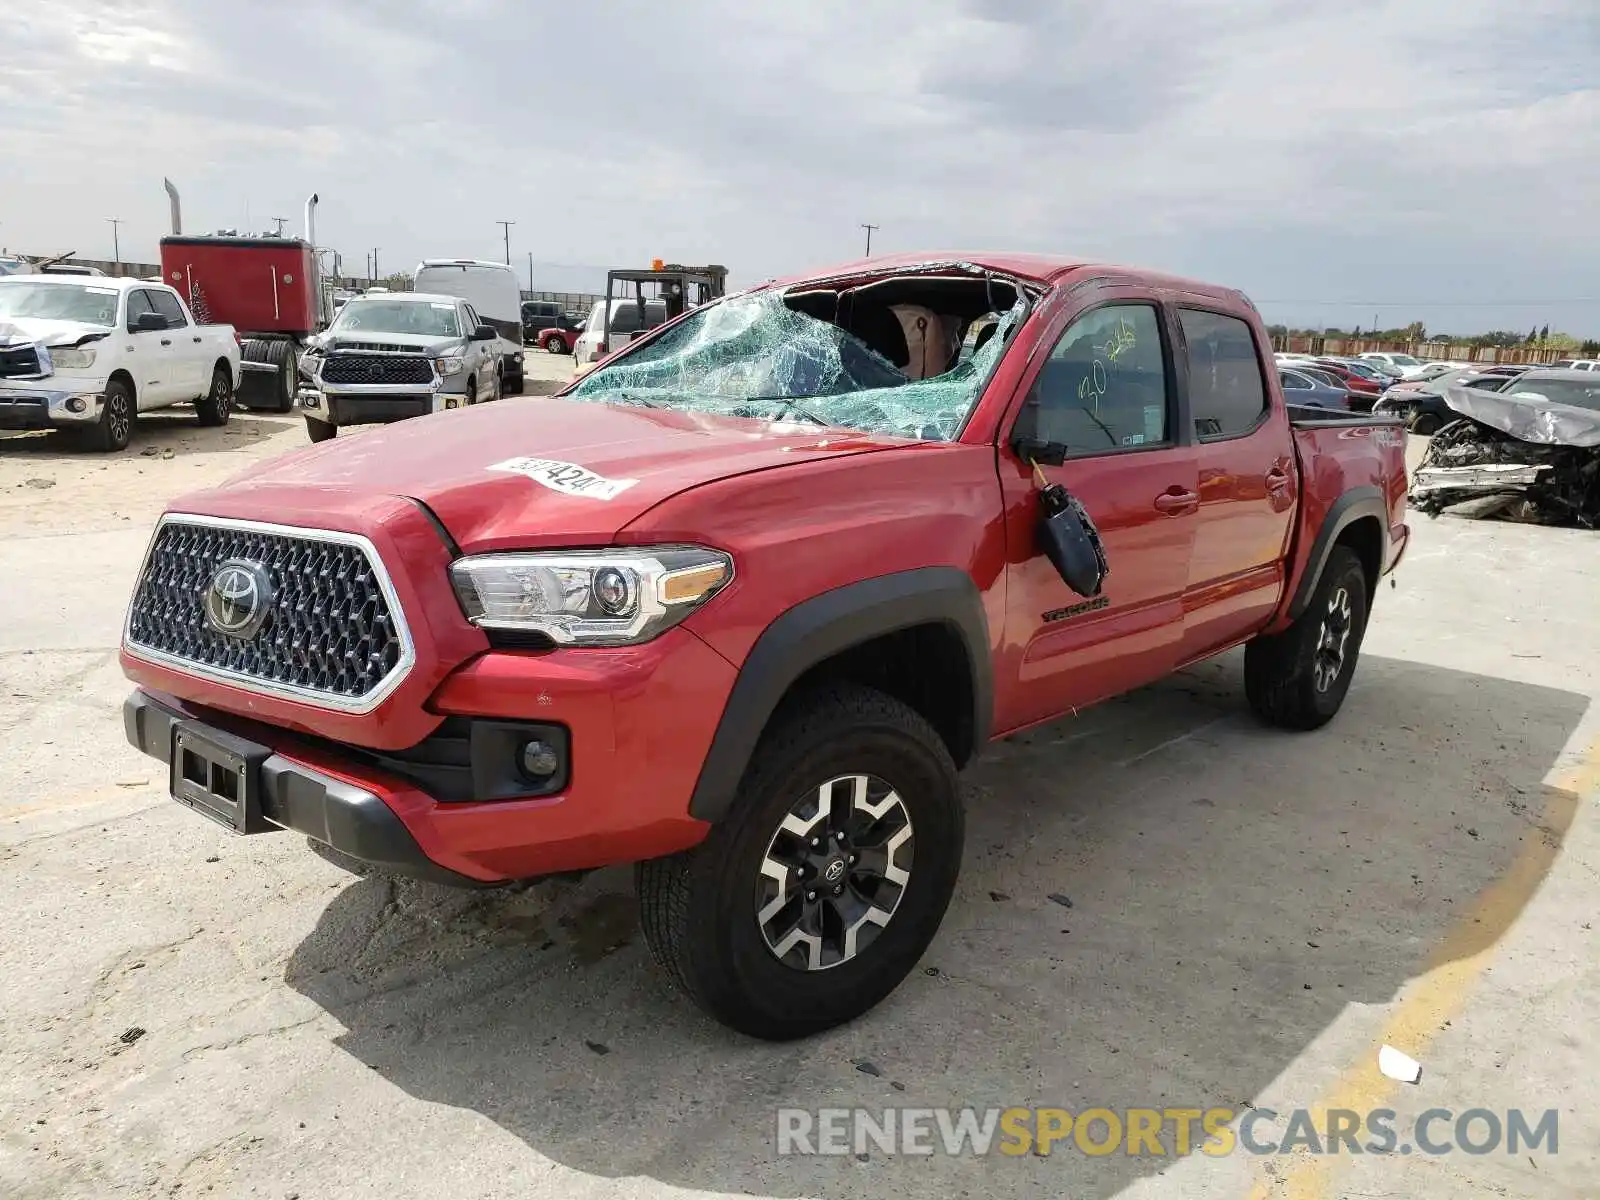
left=1441, top=384, right=1600, bottom=448
left=320, top=331, right=463, bottom=354
left=0, top=317, right=112, bottom=348
left=183, top=397, right=919, bottom=551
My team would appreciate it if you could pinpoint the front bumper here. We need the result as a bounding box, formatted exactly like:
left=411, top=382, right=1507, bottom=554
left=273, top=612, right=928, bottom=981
left=299, top=380, right=470, bottom=427
left=124, top=691, right=485, bottom=886
left=0, top=381, right=107, bottom=430
left=121, top=626, right=737, bottom=884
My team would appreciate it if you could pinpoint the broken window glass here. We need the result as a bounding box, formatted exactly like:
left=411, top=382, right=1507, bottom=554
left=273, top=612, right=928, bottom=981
left=566, top=288, right=1028, bottom=442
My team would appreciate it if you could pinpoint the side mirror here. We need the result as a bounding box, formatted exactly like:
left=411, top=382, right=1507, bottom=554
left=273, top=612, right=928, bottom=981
left=471, top=324, right=498, bottom=342
left=133, top=312, right=167, bottom=333
left=1037, top=483, right=1109, bottom=597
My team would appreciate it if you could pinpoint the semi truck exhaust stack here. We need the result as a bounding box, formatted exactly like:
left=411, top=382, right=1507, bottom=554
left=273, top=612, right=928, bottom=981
left=164, top=178, right=182, bottom=235
left=304, top=193, right=319, bottom=248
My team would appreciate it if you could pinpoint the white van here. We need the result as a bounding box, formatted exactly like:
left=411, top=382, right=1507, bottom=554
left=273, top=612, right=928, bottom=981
left=573, top=296, right=669, bottom=366
left=412, top=259, right=526, bottom=393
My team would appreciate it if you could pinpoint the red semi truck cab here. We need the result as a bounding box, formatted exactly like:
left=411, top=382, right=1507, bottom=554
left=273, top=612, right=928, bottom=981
left=119, top=253, right=1409, bottom=1039
left=159, top=236, right=321, bottom=412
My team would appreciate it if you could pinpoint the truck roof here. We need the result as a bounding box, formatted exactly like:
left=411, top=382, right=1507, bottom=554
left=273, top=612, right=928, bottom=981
left=0, top=274, right=152, bottom=291
left=774, top=251, right=1250, bottom=303
left=416, top=259, right=516, bottom=271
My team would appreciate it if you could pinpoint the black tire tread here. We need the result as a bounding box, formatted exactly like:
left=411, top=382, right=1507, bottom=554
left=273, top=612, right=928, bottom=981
left=1244, top=546, right=1368, bottom=731
left=195, top=364, right=231, bottom=427
left=636, top=683, right=959, bottom=1038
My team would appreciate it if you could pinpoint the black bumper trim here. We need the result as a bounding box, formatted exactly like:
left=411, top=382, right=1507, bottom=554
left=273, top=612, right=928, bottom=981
left=123, top=691, right=490, bottom=888
left=324, top=395, right=435, bottom=425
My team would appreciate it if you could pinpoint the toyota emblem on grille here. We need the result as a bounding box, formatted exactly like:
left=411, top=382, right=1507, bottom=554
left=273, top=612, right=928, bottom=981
left=204, top=559, right=274, bottom=639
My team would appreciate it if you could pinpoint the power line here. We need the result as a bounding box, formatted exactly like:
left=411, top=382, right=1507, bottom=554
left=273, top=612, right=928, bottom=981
left=1256, top=298, right=1600, bottom=309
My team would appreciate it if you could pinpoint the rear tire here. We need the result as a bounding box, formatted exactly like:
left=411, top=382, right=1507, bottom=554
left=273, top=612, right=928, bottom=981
left=637, top=684, right=963, bottom=1040
left=544, top=334, right=568, bottom=355
left=195, top=365, right=233, bottom=427
left=1409, top=411, right=1443, bottom=436
left=80, top=378, right=135, bottom=452
left=242, top=339, right=298, bottom=413
left=1244, top=546, right=1370, bottom=731
left=305, top=416, right=337, bottom=443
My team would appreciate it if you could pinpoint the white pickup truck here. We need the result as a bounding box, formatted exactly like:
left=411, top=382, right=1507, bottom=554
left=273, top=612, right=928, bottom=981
left=0, top=275, right=241, bottom=452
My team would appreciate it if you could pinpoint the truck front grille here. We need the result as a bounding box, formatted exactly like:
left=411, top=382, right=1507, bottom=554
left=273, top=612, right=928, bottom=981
left=320, top=354, right=434, bottom=385
left=0, top=345, right=41, bottom=378
left=125, top=516, right=413, bottom=710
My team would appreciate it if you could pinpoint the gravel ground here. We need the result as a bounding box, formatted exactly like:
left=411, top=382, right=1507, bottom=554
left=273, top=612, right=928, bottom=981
left=1, top=406, right=1596, bottom=1200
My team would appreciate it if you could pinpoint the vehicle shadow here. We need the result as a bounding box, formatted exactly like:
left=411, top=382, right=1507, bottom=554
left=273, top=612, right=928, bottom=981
left=0, top=409, right=297, bottom=459
left=284, top=652, right=1588, bottom=1199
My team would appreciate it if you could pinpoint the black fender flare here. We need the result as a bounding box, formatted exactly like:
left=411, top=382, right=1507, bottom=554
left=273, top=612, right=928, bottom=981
left=688, top=567, right=992, bottom=823
left=1287, top=485, right=1389, bottom=619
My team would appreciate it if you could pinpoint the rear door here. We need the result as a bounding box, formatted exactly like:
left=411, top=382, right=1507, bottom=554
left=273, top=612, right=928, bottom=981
left=1175, top=305, right=1298, bottom=662
left=995, top=288, right=1198, bottom=731
left=147, top=288, right=204, bottom=398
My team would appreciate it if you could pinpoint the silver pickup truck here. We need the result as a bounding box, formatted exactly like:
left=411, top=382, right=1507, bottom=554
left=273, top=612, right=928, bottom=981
left=297, top=291, right=503, bottom=442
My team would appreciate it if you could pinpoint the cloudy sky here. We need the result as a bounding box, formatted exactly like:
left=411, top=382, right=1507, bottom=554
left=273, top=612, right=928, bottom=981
left=3, top=0, right=1597, bottom=337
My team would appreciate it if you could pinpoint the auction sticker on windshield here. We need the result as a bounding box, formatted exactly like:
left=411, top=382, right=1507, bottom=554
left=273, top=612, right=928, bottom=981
left=487, top=457, right=639, bottom=501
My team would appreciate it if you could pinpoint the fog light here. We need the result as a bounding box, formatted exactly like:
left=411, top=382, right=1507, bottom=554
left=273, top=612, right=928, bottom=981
left=66, top=397, right=87, bottom=414
left=302, top=393, right=320, bottom=409
left=445, top=397, right=459, bottom=409
left=521, top=739, right=560, bottom=781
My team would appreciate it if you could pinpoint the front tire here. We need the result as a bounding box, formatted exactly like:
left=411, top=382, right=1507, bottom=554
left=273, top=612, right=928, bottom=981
left=637, top=684, right=963, bottom=1040
left=1244, top=546, right=1370, bottom=730
left=544, top=333, right=568, bottom=355
left=80, top=378, right=135, bottom=452
left=195, top=365, right=233, bottom=427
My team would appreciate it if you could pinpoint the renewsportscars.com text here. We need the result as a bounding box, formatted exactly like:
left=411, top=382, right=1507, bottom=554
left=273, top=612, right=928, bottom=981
left=776, top=1106, right=1559, bottom=1158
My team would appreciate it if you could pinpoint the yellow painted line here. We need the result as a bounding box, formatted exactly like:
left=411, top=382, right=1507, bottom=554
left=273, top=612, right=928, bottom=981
left=1247, top=732, right=1600, bottom=1200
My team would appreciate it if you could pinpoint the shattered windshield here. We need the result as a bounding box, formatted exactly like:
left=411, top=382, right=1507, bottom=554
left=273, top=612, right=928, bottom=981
left=566, top=288, right=1027, bottom=442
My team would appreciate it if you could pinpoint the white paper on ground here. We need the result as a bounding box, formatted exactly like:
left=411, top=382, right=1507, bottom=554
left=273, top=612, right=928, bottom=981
left=1379, top=1044, right=1422, bottom=1083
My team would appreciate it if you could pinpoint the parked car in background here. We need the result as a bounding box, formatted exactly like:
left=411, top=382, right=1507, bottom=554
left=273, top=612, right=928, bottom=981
left=1360, top=352, right=1428, bottom=379
left=573, top=295, right=669, bottom=367
left=1308, top=360, right=1382, bottom=409
left=1279, top=367, right=1353, bottom=409
left=1373, top=369, right=1512, bottom=434
left=1552, top=358, right=1600, bottom=372
left=521, top=300, right=585, bottom=354
left=297, top=291, right=502, bottom=442
left=0, top=275, right=239, bottom=451
left=412, top=260, right=526, bottom=394
left=1474, top=364, right=1532, bottom=379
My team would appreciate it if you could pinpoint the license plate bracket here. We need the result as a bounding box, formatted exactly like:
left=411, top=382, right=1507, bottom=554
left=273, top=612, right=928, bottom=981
left=170, top=721, right=272, bottom=834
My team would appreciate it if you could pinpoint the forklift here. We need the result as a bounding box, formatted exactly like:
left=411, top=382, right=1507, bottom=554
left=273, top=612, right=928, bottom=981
left=599, top=260, right=727, bottom=354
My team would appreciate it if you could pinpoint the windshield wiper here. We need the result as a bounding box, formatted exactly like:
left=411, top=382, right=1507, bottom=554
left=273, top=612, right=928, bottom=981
left=739, top=395, right=831, bottom=427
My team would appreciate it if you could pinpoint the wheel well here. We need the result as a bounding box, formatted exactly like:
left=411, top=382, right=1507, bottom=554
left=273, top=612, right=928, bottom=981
left=785, top=623, right=977, bottom=768
left=212, top=357, right=231, bottom=378
left=1335, top=515, right=1383, bottom=598
left=107, top=368, right=135, bottom=400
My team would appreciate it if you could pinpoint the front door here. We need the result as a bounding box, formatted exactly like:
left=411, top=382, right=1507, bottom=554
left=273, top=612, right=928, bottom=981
left=124, top=289, right=179, bottom=407
left=996, top=296, right=1199, bottom=732
left=147, top=288, right=205, bottom=399
left=1173, top=307, right=1298, bottom=662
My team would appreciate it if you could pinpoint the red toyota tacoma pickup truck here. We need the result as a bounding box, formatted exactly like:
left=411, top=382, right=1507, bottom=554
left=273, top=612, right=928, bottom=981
left=119, top=253, right=1409, bottom=1039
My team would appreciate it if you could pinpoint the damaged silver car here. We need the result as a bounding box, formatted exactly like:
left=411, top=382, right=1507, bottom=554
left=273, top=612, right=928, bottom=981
left=1410, top=369, right=1600, bottom=527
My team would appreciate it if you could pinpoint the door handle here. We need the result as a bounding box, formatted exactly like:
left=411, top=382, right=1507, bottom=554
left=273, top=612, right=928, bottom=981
left=1265, top=467, right=1291, bottom=491
left=160, top=338, right=172, bottom=346
left=1154, top=488, right=1199, bottom=515
left=192, top=336, right=202, bottom=343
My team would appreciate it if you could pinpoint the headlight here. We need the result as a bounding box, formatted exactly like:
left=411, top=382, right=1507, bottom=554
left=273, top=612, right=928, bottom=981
left=50, top=346, right=96, bottom=369
left=450, top=547, right=733, bottom=646
left=434, top=356, right=464, bottom=376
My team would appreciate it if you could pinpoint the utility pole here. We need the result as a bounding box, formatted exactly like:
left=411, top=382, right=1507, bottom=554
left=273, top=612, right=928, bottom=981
left=105, top=217, right=123, bottom=276
left=860, top=223, right=879, bottom=257
left=270, top=217, right=289, bottom=236
left=372, top=247, right=381, bottom=283
left=527, top=250, right=534, bottom=293
left=496, top=220, right=515, bottom=265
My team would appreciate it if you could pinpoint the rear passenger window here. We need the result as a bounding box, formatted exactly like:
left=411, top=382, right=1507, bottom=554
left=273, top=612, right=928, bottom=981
left=1180, top=310, right=1267, bottom=439
left=1024, top=304, right=1169, bottom=454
